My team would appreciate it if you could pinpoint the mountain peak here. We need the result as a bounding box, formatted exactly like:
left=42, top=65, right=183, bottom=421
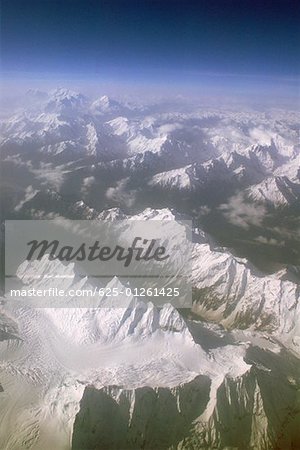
left=46, top=88, right=87, bottom=114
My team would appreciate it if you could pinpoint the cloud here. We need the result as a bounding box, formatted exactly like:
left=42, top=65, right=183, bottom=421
left=29, top=210, right=59, bottom=219
left=34, top=163, right=66, bottom=190
left=219, top=193, right=267, bottom=229
left=106, top=178, right=136, bottom=208
left=157, top=123, right=182, bottom=135
left=249, top=127, right=274, bottom=146
left=81, top=176, right=95, bottom=196
left=198, top=205, right=211, bottom=215
left=14, top=186, right=39, bottom=212
left=255, top=236, right=285, bottom=247
left=4, top=154, right=33, bottom=169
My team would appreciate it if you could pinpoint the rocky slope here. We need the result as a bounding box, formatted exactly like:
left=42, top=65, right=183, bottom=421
left=2, top=252, right=299, bottom=449
left=72, top=346, right=300, bottom=450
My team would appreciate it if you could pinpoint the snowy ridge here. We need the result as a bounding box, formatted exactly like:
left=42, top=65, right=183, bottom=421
left=45, top=88, right=87, bottom=114
left=0, top=208, right=300, bottom=448
left=0, top=254, right=256, bottom=449
left=149, top=166, right=192, bottom=190
left=1, top=89, right=300, bottom=449
left=111, top=207, right=300, bottom=354
left=192, top=240, right=300, bottom=345
left=246, top=175, right=300, bottom=206
left=71, top=347, right=300, bottom=450
left=1, top=90, right=300, bottom=212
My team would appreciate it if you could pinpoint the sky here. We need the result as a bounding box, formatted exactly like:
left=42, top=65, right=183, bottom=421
left=0, top=0, right=299, bottom=99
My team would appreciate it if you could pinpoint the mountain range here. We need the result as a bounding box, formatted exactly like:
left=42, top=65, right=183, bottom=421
left=0, top=88, right=300, bottom=449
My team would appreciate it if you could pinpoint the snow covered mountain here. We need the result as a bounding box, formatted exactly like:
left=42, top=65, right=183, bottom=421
left=246, top=175, right=300, bottom=206
left=0, top=255, right=238, bottom=448
left=72, top=349, right=300, bottom=450
left=69, top=206, right=300, bottom=355
left=45, top=88, right=88, bottom=115
left=1, top=89, right=299, bottom=215
left=1, top=89, right=300, bottom=449
left=1, top=254, right=299, bottom=449
left=90, top=95, right=123, bottom=115
left=192, top=237, right=300, bottom=352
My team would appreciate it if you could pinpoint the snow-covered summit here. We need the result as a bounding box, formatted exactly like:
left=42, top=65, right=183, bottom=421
left=90, top=95, right=124, bottom=115
left=44, top=88, right=87, bottom=115
left=246, top=175, right=300, bottom=206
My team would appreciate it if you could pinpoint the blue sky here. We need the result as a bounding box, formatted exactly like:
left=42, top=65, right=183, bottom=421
left=1, top=0, right=299, bottom=98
